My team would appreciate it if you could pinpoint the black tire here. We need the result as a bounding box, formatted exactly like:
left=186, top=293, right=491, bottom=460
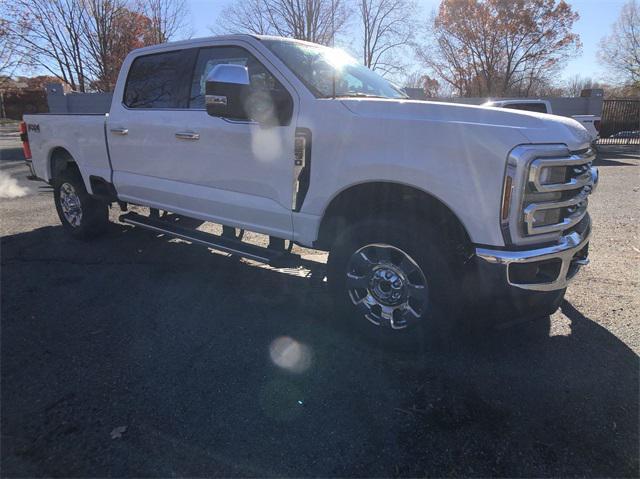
left=327, top=217, right=461, bottom=351
left=53, top=168, right=108, bottom=240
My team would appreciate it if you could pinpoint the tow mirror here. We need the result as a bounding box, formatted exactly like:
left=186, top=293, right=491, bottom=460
left=205, top=64, right=250, bottom=120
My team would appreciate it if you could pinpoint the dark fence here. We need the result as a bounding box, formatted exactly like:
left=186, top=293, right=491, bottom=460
left=597, top=99, right=640, bottom=145
left=0, top=89, right=49, bottom=120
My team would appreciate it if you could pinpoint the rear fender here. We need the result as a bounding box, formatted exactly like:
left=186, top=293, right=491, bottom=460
left=46, top=143, right=93, bottom=194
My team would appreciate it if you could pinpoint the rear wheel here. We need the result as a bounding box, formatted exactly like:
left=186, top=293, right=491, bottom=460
left=327, top=217, right=460, bottom=350
left=53, top=168, right=108, bottom=239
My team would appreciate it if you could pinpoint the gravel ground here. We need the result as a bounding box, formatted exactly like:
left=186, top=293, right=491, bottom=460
left=1, top=122, right=638, bottom=477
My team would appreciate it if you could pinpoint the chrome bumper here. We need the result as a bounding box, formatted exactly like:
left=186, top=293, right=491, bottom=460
left=475, top=229, right=590, bottom=291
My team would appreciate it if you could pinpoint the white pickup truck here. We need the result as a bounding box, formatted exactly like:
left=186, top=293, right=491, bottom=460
left=21, top=35, right=598, bottom=345
left=482, top=99, right=601, bottom=143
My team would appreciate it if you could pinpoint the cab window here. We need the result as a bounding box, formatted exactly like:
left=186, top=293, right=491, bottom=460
left=124, top=49, right=196, bottom=109
left=189, top=46, right=292, bottom=121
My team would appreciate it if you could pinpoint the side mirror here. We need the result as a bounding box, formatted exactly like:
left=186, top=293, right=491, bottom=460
left=205, top=64, right=250, bottom=120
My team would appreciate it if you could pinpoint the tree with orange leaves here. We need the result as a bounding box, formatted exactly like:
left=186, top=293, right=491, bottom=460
left=417, top=0, right=581, bottom=97
left=83, top=2, right=156, bottom=91
left=2, top=0, right=188, bottom=92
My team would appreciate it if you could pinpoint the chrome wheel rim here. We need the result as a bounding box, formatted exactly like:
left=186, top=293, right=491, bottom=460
left=346, top=243, right=429, bottom=330
left=59, top=182, right=82, bottom=227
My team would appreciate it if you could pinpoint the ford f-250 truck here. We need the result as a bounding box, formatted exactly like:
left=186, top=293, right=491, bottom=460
left=21, top=35, right=598, bottom=345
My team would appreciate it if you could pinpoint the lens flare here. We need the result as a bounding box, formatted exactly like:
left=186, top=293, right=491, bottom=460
left=269, top=336, right=312, bottom=373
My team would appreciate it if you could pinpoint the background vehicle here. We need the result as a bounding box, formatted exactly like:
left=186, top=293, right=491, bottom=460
left=483, top=99, right=601, bottom=143
left=611, top=130, right=640, bottom=139
left=20, top=35, right=598, bottom=346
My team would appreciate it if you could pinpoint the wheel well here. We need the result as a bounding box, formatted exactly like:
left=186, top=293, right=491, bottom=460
left=316, top=182, right=473, bottom=257
left=49, top=147, right=78, bottom=182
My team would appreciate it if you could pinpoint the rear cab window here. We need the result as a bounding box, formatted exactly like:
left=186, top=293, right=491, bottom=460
left=123, top=49, right=197, bottom=109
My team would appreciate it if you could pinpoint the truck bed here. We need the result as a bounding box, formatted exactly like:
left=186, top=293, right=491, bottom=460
left=23, top=113, right=111, bottom=194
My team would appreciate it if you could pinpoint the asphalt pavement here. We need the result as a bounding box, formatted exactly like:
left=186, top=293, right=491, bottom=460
left=1, top=123, right=638, bottom=477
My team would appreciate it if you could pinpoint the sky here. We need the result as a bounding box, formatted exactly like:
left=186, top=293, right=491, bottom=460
left=185, top=0, right=628, bottom=83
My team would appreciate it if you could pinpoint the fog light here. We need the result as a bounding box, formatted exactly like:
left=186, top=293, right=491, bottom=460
left=509, top=259, right=562, bottom=284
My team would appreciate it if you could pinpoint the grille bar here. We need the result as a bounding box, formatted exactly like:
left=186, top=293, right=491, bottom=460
left=528, top=150, right=596, bottom=193
left=524, top=190, right=589, bottom=235
left=523, top=148, right=597, bottom=236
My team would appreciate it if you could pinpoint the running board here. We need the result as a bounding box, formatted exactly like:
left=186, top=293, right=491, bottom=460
left=119, top=212, right=299, bottom=266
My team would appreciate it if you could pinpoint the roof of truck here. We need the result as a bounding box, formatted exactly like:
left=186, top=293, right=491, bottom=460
left=128, top=34, right=323, bottom=56
left=127, top=34, right=257, bottom=55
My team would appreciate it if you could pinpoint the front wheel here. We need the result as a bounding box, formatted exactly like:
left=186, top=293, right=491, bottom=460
left=53, top=169, right=108, bottom=239
left=327, top=217, right=460, bottom=350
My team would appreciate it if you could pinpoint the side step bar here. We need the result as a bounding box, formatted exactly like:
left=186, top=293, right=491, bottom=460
left=119, top=212, right=300, bottom=266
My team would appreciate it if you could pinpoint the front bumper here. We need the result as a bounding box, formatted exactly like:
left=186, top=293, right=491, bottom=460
left=475, top=227, right=590, bottom=292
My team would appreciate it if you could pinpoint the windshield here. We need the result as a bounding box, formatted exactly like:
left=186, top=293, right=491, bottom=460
left=262, top=39, right=408, bottom=99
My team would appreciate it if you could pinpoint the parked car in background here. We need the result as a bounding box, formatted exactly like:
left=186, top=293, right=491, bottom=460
left=20, top=35, right=598, bottom=347
left=611, top=130, right=640, bottom=139
left=483, top=99, right=601, bottom=144
left=484, top=99, right=554, bottom=114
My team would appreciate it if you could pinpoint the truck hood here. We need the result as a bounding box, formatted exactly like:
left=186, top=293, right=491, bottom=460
left=340, top=99, right=592, bottom=151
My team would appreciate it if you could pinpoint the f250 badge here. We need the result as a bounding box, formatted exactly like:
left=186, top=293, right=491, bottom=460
left=28, top=123, right=40, bottom=133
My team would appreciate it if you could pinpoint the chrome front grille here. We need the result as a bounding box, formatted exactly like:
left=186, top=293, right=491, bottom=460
left=522, top=148, right=598, bottom=236
left=488, top=144, right=596, bottom=289
left=528, top=156, right=595, bottom=193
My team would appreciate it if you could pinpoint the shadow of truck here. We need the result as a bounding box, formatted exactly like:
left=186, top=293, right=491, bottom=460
left=1, top=223, right=638, bottom=477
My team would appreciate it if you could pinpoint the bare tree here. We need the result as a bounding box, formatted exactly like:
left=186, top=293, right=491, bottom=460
left=4, top=0, right=90, bottom=92
left=138, top=0, right=189, bottom=44
left=416, top=0, right=581, bottom=97
left=415, top=12, right=475, bottom=97
left=213, top=0, right=275, bottom=36
left=81, top=0, right=157, bottom=91
left=2, top=0, right=167, bottom=92
left=216, top=0, right=349, bottom=46
left=358, top=0, right=416, bottom=75
left=403, top=71, right=423, bottom=88
left=81, top=0, right=128, bottom=91
left=598, top=0, right=640, bottom=91
left=404, top=71, right=441, bottom=96
left=563, top=74, right=603, bottom=97
left=0, top=18, right=22, bottom=87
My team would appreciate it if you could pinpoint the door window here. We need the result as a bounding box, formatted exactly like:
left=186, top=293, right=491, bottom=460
left=189, top=46, right=292, bottom=119
left=124, top=49, right=196, bottom=109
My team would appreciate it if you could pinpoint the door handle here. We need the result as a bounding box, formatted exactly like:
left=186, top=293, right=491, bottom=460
left=175, top=131, right=200, bottom=140
left=110, top=128, right=128, bottom=135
